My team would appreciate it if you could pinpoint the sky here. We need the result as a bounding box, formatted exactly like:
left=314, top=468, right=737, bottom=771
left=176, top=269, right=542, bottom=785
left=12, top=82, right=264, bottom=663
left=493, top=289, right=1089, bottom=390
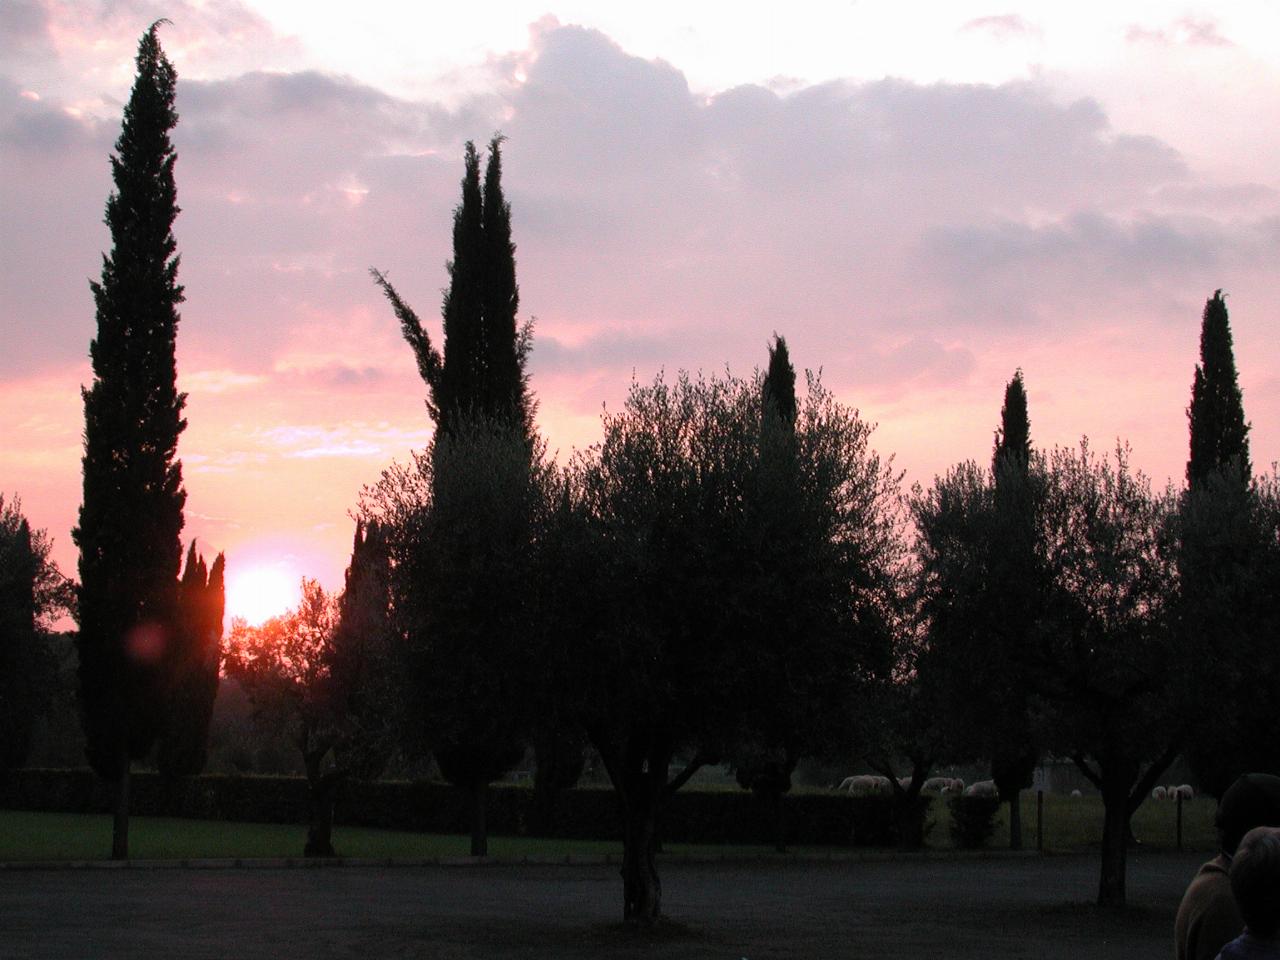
left=3, top=0, right=1279, bottom=621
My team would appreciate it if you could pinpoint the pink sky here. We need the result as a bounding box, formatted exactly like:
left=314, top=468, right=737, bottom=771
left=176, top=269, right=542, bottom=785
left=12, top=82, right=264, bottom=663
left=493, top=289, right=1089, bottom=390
left=3, top=1, right=1279, bottom=620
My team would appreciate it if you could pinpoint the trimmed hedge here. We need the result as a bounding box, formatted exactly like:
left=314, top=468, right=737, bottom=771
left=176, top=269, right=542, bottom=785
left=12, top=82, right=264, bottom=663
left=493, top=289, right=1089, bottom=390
left=947, top=794, right=1001, bottom=849
left=0, top=769, right=933, bottom=848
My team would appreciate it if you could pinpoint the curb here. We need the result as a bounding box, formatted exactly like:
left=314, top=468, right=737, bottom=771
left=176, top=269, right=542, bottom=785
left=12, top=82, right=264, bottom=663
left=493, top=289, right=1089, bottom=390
left=0, top=848, right=1054, bottom=871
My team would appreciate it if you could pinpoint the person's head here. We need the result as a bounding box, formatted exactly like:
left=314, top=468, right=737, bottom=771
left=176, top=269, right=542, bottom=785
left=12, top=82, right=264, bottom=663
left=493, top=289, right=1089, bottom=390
left=1231, top=827, right=1280, bottom=940
left=1217, top=774, right=1280, bottom=856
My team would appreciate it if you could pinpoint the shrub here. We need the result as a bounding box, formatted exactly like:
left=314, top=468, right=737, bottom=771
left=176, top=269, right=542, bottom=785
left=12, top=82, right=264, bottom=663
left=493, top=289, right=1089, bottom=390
left=0, top=770, right=930, bottom=849
left=948, top=794, right=1000, bottom=849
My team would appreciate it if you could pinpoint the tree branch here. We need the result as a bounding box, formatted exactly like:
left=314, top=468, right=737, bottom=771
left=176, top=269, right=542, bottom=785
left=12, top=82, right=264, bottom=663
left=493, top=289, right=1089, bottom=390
left=370, top=268, right=442, bottom=407
left=1070, top=752, right=1103, bottom=790
left=666, top=752, right=709, bottom=797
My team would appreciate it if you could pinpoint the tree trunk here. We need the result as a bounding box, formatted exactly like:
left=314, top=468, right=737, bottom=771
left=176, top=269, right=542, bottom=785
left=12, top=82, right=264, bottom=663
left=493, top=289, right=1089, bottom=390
left=111, top=760, right=130, bottom=861
left=305, top=771, right=339, bottom=858
left=1097, top=785, right=1129, bottom=906
left=471, top=780, right=488, bottom=857
left=1008, top=790, right=1022, bottom=850
left=622, top=796, right=661, bottom=924
left=774, top=789, right=787, bottom=854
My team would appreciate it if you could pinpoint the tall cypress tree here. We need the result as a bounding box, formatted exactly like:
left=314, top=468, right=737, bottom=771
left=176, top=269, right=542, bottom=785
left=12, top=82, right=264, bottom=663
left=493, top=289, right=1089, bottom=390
left=480, top=135, right=527, bottom=430
left=987, top=369, right=1039, bottom=849
left=1181, top=291, right=1272, bottom=796
left=73, top=21, right=186, bottom=859
left=372, top=139, right=533, bottom=436
left=371, top=137, right=535, bottom=856
left=1187, top=290, right=1250, bottom=489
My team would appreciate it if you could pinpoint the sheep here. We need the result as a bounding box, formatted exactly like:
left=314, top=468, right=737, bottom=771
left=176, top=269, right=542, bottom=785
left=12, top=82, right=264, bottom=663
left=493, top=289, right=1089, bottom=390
left=1070, top=789, right=1082, bottom=798
left=964, top=779, right=998, bottom=798
left=922, top=777, right=955, bottom=795
left=1152, top=785, right=1168, bottom=801
left=1176, top=784, right=1195, bottom=800
left=841, top=775, right=890, bottom=796
left=946, top=778, right=965, bottom=795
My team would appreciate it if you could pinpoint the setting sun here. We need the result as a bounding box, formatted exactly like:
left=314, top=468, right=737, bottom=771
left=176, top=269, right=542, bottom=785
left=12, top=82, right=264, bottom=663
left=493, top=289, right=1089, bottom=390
left=224, top=561, right=302, bottom=625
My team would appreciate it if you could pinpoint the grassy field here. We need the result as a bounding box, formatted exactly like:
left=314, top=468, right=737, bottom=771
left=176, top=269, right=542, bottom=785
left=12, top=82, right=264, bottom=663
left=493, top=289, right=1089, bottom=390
left=0, top=791, right=1217, bottom=861
left=987, top=790, right=1216, bottom=853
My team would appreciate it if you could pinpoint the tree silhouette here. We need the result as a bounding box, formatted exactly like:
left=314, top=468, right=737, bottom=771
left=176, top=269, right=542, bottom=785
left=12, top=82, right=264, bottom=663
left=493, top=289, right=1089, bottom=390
left=1179, top=291, right=1277, bottom=796
left=0, top=496, right=75, bottom=771
left=372, top=136, right=533, bottom=436
left=1034, top=441, right=1181, bottom=907
left=370, top=137, right=538, bottom=855
left=156, top=543, right=225, bottom=778
left=73, top=21, right=186, bottom=860
left=1187, top=290, right=1250, bottom=489
left=569, top=369, right=900, bottom=922
left=987, top=371, right=1041, bottom=849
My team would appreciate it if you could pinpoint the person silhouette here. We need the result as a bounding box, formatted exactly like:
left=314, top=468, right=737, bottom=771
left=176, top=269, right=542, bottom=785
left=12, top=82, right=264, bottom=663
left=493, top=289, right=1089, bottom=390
left=1215, top=827, right=1280, bottom=958
left=1177, top=775, right=1280, bottom=960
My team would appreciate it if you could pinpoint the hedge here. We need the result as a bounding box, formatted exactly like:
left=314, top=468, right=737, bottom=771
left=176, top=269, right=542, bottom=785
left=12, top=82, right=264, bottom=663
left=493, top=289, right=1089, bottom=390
left=0, top=769, right=933, bottom=848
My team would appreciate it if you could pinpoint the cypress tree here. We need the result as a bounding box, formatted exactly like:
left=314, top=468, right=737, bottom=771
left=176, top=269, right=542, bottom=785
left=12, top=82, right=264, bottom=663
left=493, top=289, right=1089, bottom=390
left=373, top=137, right=531, bottom=435
left=156, top=543, right=225, bottom=778
left=0, top=514, right=38, bottom=772
left=762, top=333, right=797, bottom=425
left=993, top=370, right=1030, bottom=475
left=480, top=135, right=527, bottom=429
left=73, top=21, right=187, bottom=859
left=1181, top=291, right=1272, bottom=796
left=988, top=369, right=1039, bottom=849
left=1187, top=290, right=1250, bottom=489
left=371, top=137, right=536, bottom=856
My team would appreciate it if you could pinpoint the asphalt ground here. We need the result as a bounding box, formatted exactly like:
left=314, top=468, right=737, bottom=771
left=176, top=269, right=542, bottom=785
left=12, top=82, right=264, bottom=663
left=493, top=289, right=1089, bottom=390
left=0, top=851, right=1208, bottom=959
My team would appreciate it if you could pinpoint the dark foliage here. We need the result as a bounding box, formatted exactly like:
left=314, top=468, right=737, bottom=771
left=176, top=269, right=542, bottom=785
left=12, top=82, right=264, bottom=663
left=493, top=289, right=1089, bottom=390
left=1033, top=442, right=1181, bottom=906
left=72, top=21, right=186, bottom=858
left=372, top=137, right=534, bottom=438
left=1187, top=290, right=1250, bottom=490
left=1179, top=291, right=1277, bottom=797
left=565, top=368, right=900, bottom=921
left=370, top=138, right=539, bottom=857
left=156, top=543, right=225, bottom=778
left=0, top=497, right=72, bottom=771
left=948, top=794, right=1001, bottom=849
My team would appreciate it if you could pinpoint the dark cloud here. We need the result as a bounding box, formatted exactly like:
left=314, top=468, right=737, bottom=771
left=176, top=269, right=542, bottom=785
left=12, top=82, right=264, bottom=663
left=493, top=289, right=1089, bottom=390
left=0, top=0, right=50, bottom=60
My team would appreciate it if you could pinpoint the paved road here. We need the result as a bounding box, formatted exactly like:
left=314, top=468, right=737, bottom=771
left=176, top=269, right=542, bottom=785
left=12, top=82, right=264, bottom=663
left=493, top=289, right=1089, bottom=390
left=0, top=852, right=1207, bottom=959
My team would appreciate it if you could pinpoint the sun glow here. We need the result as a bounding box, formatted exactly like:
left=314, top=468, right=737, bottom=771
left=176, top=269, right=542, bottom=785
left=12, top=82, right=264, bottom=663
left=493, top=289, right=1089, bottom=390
left=225, top=561, right=302, bottom=626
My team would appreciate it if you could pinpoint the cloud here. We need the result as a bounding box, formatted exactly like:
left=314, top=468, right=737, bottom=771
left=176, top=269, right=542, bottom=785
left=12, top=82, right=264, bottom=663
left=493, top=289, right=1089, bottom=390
left=960, top=14, right=1041, bottom=40
left=1126, top=18, right=1233, bottom=48
left=183, top=369, right=267, bottom=394
left=5, top=14, right=1280, bottom=572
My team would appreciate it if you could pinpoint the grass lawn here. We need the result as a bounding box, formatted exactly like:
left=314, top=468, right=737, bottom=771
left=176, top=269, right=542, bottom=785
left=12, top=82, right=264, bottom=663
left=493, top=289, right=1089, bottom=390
left=954, top=790, right=1216, bottom=853
left=0, top=791, right=1216, bottom=862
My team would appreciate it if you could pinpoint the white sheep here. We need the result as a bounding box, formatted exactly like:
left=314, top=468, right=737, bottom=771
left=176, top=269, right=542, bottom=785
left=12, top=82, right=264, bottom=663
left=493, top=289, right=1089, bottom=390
left=1176, top=784, right=1195, bottom=800
left=922, top=777, right=951, bottom=794
left=841, top=775, right=890, bottom=796
left=964, top=779, right=998, bottom=798
left=1152, top=785, right=1168, bottom=801
left=1070, top=789, right=1082, bottom=798
left=947, top=778, right=965, bottom=795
